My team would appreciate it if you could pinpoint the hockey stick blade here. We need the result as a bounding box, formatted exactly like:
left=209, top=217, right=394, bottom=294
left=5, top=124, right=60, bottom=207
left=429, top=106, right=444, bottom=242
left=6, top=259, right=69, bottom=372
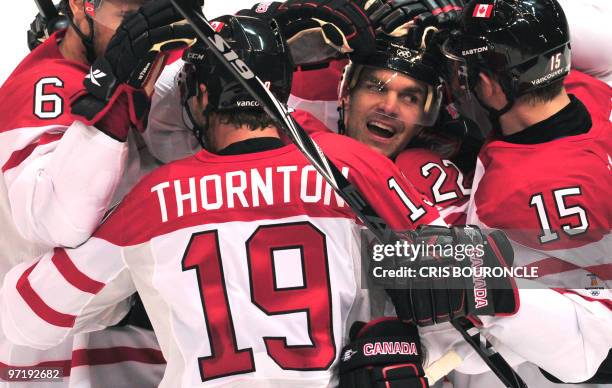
left=169, top=1, right=527, bottom=386
left=453, top=318, right=528, bottom=388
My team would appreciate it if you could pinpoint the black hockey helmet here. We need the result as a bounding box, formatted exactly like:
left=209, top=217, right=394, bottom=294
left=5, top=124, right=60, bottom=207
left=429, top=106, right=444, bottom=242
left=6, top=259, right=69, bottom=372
left=181, top=15, right=294, bottom=111
left=441, top=0, right=571, bottom=104
left=338, top=29, right=444, bottom=132
left=344, top=31, right=442, bottom=90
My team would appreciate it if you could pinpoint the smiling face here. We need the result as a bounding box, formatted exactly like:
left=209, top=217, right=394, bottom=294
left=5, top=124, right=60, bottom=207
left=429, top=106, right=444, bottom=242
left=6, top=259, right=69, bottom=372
left=344, top=67, right=429, bottom=159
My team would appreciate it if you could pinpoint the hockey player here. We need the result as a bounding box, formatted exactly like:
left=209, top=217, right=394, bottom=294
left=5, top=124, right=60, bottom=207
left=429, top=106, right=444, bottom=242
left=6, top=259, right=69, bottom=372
left=237, top=0, right=474, bottom=225
left=405, top=0, right=612, bottom=386
left=0, top=14, right=447, bottom=387
left=336, top=31, right=474, bottom=225
left=0, top=0, right=193, bottom=386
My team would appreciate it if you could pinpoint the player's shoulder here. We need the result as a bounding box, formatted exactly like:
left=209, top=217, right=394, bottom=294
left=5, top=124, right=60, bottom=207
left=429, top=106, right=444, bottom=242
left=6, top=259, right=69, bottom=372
left=475, top=135, right=611, bottom=244
left=4, top=31, right=88, bottom=89
left=481, top=119, right=611, bottom=176
left=130, top=153, right=202, bottom=196
left=312, top=131, right=395, bottom=170
left=565, top=70, right=612, bottom=121
left=96, top=154, right=204, bottom=244
left=0, top=35, right=88, bottom=131
left=395, top=148, right=444, bottom=169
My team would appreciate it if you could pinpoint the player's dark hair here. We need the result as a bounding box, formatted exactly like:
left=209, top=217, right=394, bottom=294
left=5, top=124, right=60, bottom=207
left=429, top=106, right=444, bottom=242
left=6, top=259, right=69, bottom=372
left=520, top=79, right=565, bottom=105
left=476, top=69, right=564, bottom=105
left=211, top=109, right=276, bottom=132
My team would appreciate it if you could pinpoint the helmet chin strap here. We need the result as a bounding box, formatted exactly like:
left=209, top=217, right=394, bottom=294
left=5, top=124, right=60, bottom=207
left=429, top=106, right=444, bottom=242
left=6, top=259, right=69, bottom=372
left=337, top=100, right=347, bottom=135
left=65, top=3, right=97, bottom=63
left=184, top=102, right=210, bottom=149
left=473, top=91, right=515, bottom=133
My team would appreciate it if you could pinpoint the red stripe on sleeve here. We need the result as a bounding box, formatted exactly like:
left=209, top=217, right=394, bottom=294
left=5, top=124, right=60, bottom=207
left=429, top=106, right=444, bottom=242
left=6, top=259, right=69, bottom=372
left=51, top=248, right=105, bottom=294
left=524, top=257, right=580, bottom=277
left=2, top=133, right=63, bottom=172
left=71, top=347, right=166, bottom=366
left=2, top=143, right=37, bottom=172
left=16, top=263, right=76, bottom=328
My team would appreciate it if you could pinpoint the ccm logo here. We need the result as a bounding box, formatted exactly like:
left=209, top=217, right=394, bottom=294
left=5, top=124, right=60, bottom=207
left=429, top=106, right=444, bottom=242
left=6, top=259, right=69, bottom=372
left=207, top=34, right=255, bottom=79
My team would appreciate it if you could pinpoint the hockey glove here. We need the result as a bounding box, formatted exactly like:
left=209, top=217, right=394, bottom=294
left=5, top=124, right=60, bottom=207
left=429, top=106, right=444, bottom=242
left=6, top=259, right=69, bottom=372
left=385, top=225, right=519, bottom=326
left=361, top=0, right=464, bottom=36
left=339, top=318, right=429, bottom=388
left=71, top=0, right=195, bottom=141
left=241, top=0, right=375, bottom=57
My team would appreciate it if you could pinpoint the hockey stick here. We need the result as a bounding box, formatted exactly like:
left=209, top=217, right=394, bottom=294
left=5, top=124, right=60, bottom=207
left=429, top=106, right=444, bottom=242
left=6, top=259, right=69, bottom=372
left=33, top=0, right=59, bottom=21
left=169, top=1, right=527, bottom=387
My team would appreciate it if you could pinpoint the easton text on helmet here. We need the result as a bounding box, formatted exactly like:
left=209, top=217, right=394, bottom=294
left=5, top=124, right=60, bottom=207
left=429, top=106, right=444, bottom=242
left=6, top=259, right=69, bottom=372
left=462, top=46, right=489, bottom=56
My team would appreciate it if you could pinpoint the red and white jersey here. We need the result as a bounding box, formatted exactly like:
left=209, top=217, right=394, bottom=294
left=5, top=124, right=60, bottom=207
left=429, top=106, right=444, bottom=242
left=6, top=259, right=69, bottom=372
left=461, top=101, right=612, bottom=386
left=0, top=30, right=173, bottom=388
left=466, top=116, right=612, bottom=293
left=1, top=132, right=441, bottom=387
left=395, top=148, right=472, bottom=225
left=0, top=31, right=150, bottom=262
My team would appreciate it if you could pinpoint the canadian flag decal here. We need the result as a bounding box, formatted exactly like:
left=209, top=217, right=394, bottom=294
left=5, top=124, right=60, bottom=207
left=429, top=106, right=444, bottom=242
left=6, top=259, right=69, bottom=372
left=473, top=4, right=493, bottom=18
left=210, top=21, right=225, bottom=32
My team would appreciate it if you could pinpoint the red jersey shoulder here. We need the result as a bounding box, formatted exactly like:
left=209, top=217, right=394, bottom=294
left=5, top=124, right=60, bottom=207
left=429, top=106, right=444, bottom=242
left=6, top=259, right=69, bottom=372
left=474, top=130, right=612, bottom=249
left=313, top=131, right=395, bottom=172
left=395, top=148, right=472, bottom=207
left=565, top=70, right=612, bottom=122
left=93, top=154, right=207, bottom=246
left=313, top=132, right=441, bottom=227
left=0, top=33, right=89, bottom=132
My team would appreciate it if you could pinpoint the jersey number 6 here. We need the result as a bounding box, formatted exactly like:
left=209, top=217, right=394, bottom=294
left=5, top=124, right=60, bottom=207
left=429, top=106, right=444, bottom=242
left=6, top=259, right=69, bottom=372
left=33, top=77, right=64, bottom=119
left=182, top=222, right=335, bottom=382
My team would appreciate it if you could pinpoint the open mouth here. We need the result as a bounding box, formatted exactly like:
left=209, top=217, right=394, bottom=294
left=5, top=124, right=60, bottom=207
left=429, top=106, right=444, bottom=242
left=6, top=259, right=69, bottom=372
left=366, top=121, right=397, bottom=139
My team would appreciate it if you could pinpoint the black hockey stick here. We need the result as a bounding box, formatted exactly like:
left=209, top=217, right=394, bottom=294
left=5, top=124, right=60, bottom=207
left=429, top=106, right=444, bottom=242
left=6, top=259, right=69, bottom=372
left=33, top=0, right=59, bottom=21
left=170, top=1, right=527, bottom=387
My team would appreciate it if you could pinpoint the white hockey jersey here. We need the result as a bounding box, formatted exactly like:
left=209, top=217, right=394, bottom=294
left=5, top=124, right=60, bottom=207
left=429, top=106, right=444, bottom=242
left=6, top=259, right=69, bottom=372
left=1, top=131, right=441, bottom=387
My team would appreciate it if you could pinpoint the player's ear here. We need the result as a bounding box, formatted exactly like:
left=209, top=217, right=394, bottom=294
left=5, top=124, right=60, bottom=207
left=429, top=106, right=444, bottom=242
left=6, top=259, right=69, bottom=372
left=477, top=72, right=496, bottom=99
left=68, top=0, right=90, bottom=34
left=198, top=84, right=209, bottom=111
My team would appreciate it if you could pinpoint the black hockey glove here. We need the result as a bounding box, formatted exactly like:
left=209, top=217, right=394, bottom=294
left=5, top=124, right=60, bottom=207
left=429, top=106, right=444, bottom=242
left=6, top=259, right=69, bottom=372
left=384, top=225, right=519, bottom=326
left=71, top=0, right=195, bottom=141
left=339, top=319, right=429, bottom=388
left=360, top=0, right=464, bottom=35
left=240, top=0, right=375, bottom=57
